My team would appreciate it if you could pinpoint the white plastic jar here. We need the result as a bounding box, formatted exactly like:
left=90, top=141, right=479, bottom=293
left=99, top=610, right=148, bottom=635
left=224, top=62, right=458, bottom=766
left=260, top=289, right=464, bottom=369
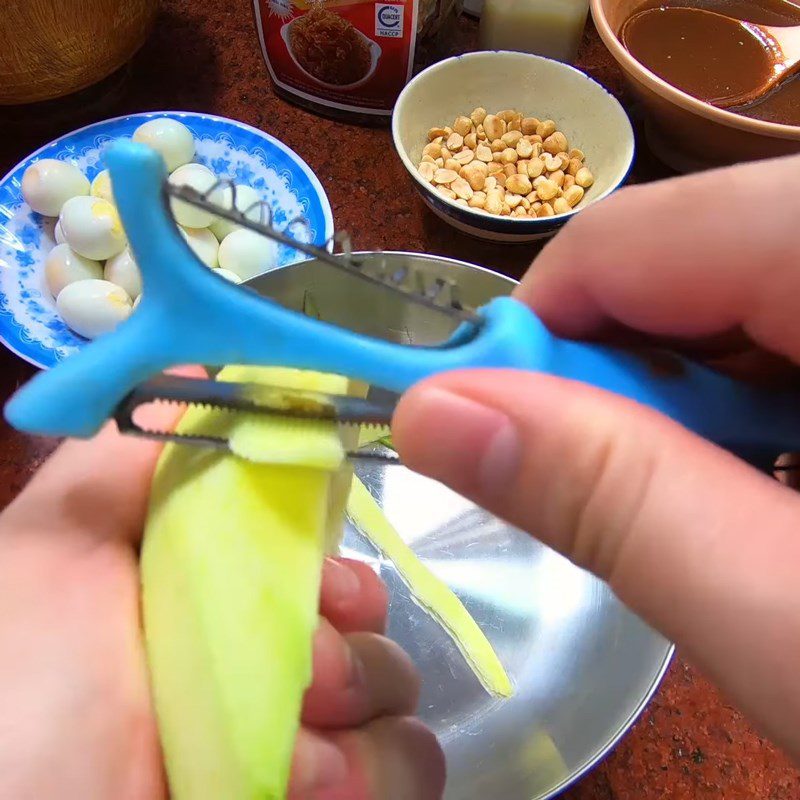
left=478, top=0, right=590, bottom=64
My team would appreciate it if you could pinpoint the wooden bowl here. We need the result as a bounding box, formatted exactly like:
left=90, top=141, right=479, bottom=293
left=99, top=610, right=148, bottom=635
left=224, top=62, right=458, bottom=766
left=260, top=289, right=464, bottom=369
left=590, top=0, right=800, bottom=171
left=0, top=0, right=158, bottom=105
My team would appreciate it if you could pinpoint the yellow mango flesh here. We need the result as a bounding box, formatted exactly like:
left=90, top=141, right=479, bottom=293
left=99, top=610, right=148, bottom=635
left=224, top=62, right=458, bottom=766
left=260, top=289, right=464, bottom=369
left=348, top=477, right=513, bottom=698
left=142, top=366, right=354, bottom=800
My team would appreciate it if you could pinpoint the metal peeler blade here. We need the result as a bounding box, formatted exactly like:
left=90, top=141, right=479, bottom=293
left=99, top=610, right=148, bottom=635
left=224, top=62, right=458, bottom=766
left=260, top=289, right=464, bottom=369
left=165, top=181, right=482, bottom=330
left=115, top=374, right=399, bottom=463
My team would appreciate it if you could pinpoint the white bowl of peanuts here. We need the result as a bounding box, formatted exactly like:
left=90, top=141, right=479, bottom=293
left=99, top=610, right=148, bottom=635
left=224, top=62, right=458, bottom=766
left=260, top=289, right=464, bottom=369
left=392, top=51, right=635, bottom=242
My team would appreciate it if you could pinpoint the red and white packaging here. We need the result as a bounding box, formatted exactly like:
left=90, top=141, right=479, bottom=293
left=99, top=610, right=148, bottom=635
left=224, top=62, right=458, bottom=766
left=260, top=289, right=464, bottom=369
left=254, top=0, right=420, bottom=117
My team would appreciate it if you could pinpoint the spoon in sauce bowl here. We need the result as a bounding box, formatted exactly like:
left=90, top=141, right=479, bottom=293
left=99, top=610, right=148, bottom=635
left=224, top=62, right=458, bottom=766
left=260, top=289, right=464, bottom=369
left=621, top=6, right=800, bottom=110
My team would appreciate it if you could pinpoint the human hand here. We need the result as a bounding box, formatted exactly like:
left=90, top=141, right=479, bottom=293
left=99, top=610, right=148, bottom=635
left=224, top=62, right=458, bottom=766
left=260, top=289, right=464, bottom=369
left=0, top=390, right=444, bottom=800
left=394, top=154, right=800, bottom=760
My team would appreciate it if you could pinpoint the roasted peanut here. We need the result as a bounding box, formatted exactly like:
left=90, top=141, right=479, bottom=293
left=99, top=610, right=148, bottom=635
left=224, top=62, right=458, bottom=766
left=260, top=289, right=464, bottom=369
left=485, top=188, right=504, bottom=214
left=418, top=162, right=436, bottom=182
left=469, top=191, right=487, bottom=208
left=537, top=202, right=555, bottom=217
left=451, top=176, right=474, bottom=200
left=506, top=173, right=532, bottom=195
left=453, top=116, right=473, bottom=136
left=433, top=168, right=459, bottom=185
left=501, top=147, right=518, bottom=164
left=553, top=197, right=572, bottom=215
left=446, top=132, right=464, bottom=151
left=543, top=131, right=568, bottom=155
left=536, top=179, right=559, bottom=201
left=517, top=138, right=534, bottom=159
left=575, top=167, right=595, bottom=188
left=471, top=107, right=488, bottom=126
left=563, top=185, right=585, bottom=207
left=536, top=119, right=557, bottom=138
left=527, top=158, right=545, bottom=179
left=502, top=130, right=523, bottom=147
left=542, top=153, right=561, bottom=172
left=521, top=117, right=540, bottom=135
left=417, top=109, right=594, bottom=219
left=483, top=114, right=506, bottom=140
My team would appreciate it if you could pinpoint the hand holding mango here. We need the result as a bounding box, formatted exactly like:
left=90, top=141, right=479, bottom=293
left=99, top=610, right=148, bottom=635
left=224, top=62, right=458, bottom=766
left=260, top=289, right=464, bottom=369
left=0, top=370, right=444, bottom=800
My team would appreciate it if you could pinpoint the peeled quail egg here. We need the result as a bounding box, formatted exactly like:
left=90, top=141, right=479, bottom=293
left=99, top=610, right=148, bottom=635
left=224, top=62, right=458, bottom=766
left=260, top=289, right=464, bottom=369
left=60, top=196, right=127, bottom=260
left=133, top=118, right=196, bottom=172
left=54, top=220, right=67, bottom=245
left=214, top=268, right=243, bottom=284
left=218, top=229, right=278, bottom=280
left=104, top=249, right=142, bottom=300
left=56, top=279, right=132, bottom=339
left=90, top=169, right=115, bottom=204
left=209, top=184, right=262, bottom=241
left=179, top=226, right=219, bottom=268
left=168, top=163, right=223, bottom=228
left=21, top=159, right=90, bottom=217
left=44, top=244, right=103, bottom=297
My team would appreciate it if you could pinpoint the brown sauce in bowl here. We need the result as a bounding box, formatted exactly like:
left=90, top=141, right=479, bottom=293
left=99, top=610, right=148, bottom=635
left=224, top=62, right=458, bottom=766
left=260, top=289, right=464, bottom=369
left=621, top=0, right=800, bottom=126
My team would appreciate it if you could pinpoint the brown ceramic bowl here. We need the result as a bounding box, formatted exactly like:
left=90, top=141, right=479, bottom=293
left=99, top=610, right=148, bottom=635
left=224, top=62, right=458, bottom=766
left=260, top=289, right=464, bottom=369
left=590, top=0, right=800, bottom=171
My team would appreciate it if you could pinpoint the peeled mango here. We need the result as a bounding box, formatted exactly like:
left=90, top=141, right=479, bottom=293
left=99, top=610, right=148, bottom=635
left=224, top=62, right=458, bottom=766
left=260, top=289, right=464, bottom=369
left=141, top=366, right=358, bottom=800
left=142, top=367, right=512, bottom=800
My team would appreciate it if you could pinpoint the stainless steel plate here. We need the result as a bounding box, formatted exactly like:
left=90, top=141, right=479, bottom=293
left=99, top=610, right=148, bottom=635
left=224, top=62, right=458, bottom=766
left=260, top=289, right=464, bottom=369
left=247, top=254, right=673, bottom=800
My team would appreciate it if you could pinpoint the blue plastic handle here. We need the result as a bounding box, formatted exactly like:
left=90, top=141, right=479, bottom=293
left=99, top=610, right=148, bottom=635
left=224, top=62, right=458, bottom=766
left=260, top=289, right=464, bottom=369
left=5, top=140, right=800, bottom=469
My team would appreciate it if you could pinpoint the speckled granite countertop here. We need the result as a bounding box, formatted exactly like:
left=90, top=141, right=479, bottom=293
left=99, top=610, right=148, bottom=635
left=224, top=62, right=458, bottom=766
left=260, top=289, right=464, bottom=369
left=0, top=2, right=798, bottom=797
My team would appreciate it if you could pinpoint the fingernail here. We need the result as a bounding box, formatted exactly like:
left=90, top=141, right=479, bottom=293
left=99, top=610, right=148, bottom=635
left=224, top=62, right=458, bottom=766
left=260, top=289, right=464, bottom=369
left=323, top=558, right=361, bottom=608
left=292, top=735, right=349, bottom=795
left=404, top=388, right=520, bottom=497
left=346, top=646, right=366, bottom=690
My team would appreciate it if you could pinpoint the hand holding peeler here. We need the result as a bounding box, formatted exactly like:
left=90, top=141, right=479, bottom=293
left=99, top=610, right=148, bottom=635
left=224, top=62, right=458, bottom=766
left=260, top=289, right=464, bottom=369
left=4, top=139, right=800, bottom=471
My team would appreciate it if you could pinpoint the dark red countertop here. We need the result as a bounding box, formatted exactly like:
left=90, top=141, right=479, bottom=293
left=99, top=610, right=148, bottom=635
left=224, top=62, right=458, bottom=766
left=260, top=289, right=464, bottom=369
left=1, top=2, right=798, bottom=797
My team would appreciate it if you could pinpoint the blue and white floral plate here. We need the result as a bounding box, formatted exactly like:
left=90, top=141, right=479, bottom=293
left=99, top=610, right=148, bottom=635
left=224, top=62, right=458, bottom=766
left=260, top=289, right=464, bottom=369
left=0, top=111, right=334, bottom=369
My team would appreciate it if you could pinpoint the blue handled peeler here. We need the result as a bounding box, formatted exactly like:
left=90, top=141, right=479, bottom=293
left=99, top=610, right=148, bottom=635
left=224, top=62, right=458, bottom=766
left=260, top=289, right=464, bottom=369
left=4, top=140, right=800, bottom=470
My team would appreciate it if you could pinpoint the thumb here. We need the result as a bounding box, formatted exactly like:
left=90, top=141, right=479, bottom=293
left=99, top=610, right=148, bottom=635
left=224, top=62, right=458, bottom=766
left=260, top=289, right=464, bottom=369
left=393, top=369, right=800, bottom=757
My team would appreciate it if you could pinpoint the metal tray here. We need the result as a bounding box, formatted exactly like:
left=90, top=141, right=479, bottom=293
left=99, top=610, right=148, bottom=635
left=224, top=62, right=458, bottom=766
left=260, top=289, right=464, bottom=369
left=247, top=252, right=673, bottom=800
